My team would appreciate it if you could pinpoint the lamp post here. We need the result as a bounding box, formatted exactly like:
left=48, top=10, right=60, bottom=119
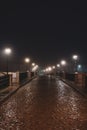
left=32, top=63, right=35, bottom=67
left=24, top=58, right=30, bottom=71
left=4, top=48, right=12, bottom=75
left=56, top=64, right=60, bottom=76
left=60, top=60, right=66, bottom=78
left=72, top=55, right=78, bottom=73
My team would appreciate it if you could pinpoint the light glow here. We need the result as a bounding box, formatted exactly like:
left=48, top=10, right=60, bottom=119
left=25, top=58, right=30, bottom=63
left=4, top=48, right=12, bottom=55
left=61, top=60, right=66, bottom=66
left=72, top=55, right=78, bottom=60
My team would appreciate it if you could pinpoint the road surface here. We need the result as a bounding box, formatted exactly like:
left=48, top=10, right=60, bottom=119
left=0, top=76, right=87, bottom=130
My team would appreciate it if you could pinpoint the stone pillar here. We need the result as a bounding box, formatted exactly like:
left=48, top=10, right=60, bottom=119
left=16, top=71, right=20, bottom=84
left=75, top=73, right=86, bottom=89
left=9, top=74, right=12, bottom=86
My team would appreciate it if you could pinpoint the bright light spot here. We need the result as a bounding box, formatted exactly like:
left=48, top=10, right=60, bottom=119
left=4, top=48, right=12, bottom=55
left=57, top=64, right=60, bottom=67
left=32, top=65, right=39, bottom=72
left=48, top=67, right=52, bottom=71
left=32, top=63, right=35, bottom=66
left=61, top=60, right=66, bottom=66
left=25, top=58, right=30, bottom=63
left=52, top=66, right=55, bottom=69
left=78, top=64, right=82, bottom=69
left=72, top=55, right=78, bottom=60
left=46, top=68, right=49, bottom=72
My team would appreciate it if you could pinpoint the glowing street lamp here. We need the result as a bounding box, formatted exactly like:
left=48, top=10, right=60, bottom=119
left=32, top=65, right=39, bottom=72
left=57, top=64, right=60, bottom=68
left=72, top=55, right=78, bottom=60
left=4, top=48, right=12, bottom=55
left=61, top=60, right=66, bottom=66
left=24, top=58, right=30, bottom=71
left=25, top=58, right=30, bottom=63
left=77, top=64, right=82, bottom=72
left=60, top=60, right=66, bottom=78
left=52, top=66, right=55, bottom=69
left=48, top=67, right=52, bottom=71
left=32, top=63, right=35, bottom=66
left=72, top=54, right=79, bottom=72
left=4, top=48, right=12, bottom=74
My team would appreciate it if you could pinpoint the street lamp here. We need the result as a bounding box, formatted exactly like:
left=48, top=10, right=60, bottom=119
left=60, top=60, right=66, bottom=66
left=56, top=64, right=61, bottom=76
left=77, top=64, right=82, bottom=72
left=72, top=55, right=78, bottom=60
left=72, top=54, right=79, bottom=73
left=60, top=60, right=67, bottom=78
left=32, top=63, right=35, bottom=66
left=4, top=48, right=12, bottom=75
left=52, top=66, right=55, bottom=69
left=24, top=58, right=30, bottom=71
left=48, top=67, right=52, bottom=71
left=57, top=64, right=60, bottom=68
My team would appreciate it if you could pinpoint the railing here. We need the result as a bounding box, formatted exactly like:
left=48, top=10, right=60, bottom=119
left=19, top=72, right=28, bottom=84
left=0, top=75, right=9, bottom=89
left=65, top=73, right=75, bottom=81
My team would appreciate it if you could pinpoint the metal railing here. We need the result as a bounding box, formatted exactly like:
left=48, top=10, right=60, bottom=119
left=0, top=75, right=9, bottom=89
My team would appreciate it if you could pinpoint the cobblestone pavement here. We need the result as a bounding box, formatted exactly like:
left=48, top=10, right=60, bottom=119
left=0, top=76, right=87, bottom=130
left=0, top=86, right=18, bottom=102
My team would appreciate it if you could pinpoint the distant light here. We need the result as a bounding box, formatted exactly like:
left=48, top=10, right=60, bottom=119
left=61, top=60, right=66, bottom=66
left=72, top=55, right=78, bottom=60
left=46, top=68, right=49, bottom=72
left=48, top=67, right=52, bottom=71
left=32, top=63, right=35, bottom=66
left=57, top=64, right=60, bottom=67
left=25, top=58, right=30, bottom=63
left=78, top=64, right=82, bottom=69
left=4, top=48, right=12, bottom=55
left=32, top=65, right=39, bottom=72
left=52, top=66, right=55, bottom=69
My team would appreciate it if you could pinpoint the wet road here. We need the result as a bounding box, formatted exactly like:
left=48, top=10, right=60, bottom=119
left=0, top=76, right=87, bottom=130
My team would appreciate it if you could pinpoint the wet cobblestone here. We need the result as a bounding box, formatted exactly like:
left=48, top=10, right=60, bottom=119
left=0, top=76, right=87, bottom=130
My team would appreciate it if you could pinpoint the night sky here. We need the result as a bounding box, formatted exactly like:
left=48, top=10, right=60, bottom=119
left=0, top=2, right=87, bottom=70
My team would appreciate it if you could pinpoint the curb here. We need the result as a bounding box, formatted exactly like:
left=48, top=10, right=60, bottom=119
left=0, top=77, right=36, bottom=105
left=57, top=77, right=87, bottom=97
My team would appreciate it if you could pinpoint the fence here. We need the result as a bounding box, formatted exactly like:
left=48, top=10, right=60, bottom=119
left=65, top=73, right=75, bottom=81
left=0, top=75, right=9, bottom=89
left=19, top=72, right=28, bottom=84
left=59, top=72, right=87, bottom=89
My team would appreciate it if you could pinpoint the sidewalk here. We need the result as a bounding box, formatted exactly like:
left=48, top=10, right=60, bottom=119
left=57, top=77, right=87, bottom=97
left=0, top=77, right=36, bottom=105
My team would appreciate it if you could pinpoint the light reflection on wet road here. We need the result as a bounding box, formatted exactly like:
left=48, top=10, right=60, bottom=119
left=0, top=76, right=87, bottom=130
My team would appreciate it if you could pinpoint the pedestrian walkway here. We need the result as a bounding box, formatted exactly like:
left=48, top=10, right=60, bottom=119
left=0, top=85, right=19, bottom=104
left=58, top=77, right=87, bottom=97
left=0, top=76, right=87, bottom=130
left=0, top=77, right=36, bottom=104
